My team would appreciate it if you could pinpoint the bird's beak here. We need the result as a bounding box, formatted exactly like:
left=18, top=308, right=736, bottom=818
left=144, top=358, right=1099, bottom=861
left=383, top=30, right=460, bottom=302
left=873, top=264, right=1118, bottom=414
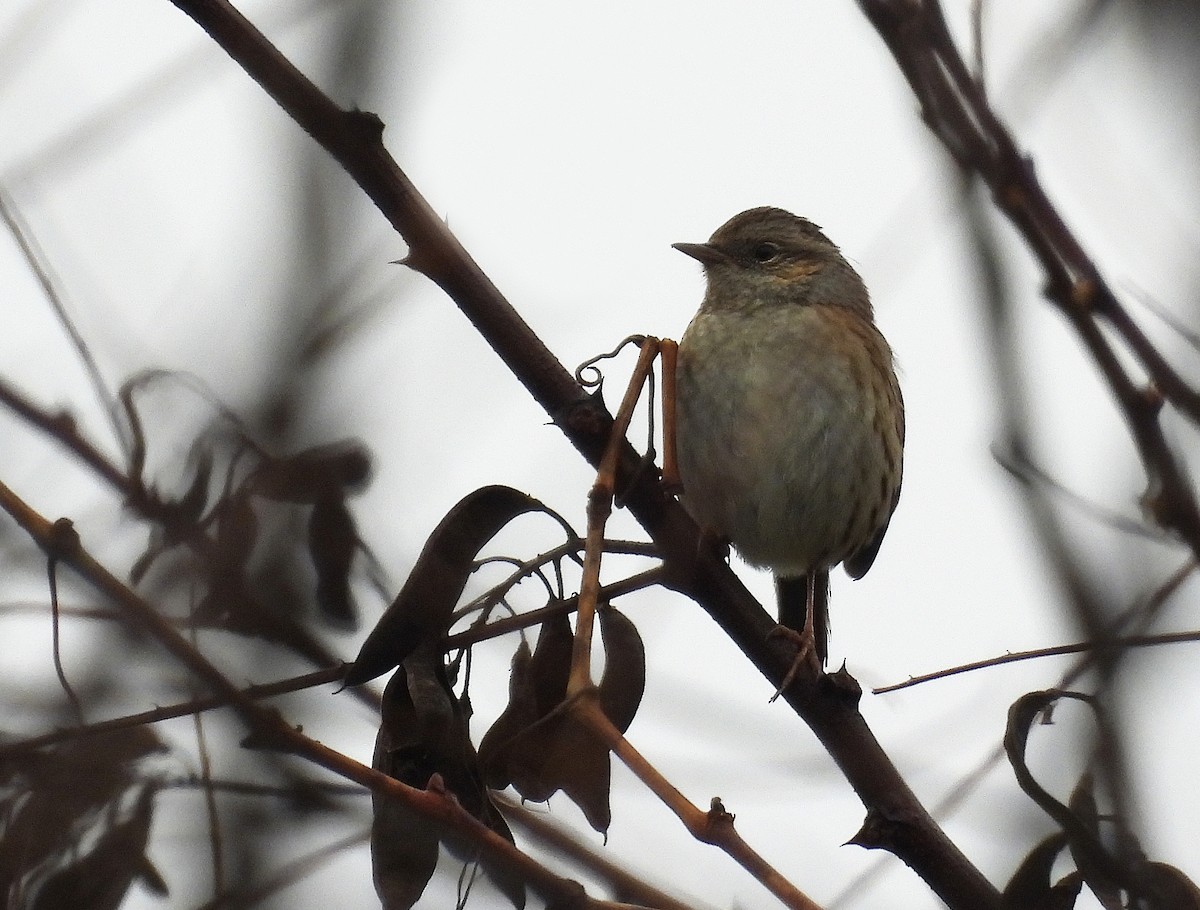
left=672, top=242, right=729, bottom=266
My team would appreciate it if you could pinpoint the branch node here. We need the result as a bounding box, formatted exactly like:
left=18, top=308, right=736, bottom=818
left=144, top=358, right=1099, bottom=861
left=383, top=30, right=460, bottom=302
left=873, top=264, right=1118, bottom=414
left=1141, top=383, right=1166, bottom=416
left=345, top=107, right=385, bottom=141
left=1070, top=277, right=1099, bottom=314
left=47, top=516, right=81, bottom=559
left=689, top=796, right=736, bottom=845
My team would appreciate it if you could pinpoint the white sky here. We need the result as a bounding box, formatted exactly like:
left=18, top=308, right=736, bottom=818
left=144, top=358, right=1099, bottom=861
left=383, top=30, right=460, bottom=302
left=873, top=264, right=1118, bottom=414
left=3, top=1, right=1200, bottom=908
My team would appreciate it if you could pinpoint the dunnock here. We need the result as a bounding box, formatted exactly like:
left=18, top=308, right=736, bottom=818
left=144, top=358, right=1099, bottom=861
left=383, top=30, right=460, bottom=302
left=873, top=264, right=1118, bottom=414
left=673, top=207, right=904, bottom=667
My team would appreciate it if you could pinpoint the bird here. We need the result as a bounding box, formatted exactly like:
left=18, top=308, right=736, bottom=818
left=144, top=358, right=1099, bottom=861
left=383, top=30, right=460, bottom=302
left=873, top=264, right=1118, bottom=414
left=672, top=206, right=904, bottom=672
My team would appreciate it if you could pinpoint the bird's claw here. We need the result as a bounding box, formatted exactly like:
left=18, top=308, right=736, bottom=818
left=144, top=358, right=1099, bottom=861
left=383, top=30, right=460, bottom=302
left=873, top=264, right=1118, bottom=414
left=767, top=624, right=822, bottom=701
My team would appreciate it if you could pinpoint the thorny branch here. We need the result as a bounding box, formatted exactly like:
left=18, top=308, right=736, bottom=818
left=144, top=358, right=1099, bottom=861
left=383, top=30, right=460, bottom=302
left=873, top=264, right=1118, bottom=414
left=857, top=0, right=1200, bottom=556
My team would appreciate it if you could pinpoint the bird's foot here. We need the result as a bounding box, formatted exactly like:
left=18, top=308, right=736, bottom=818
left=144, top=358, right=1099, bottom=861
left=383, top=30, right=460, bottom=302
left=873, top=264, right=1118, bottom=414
left=767, top=624, right=822, bottom=702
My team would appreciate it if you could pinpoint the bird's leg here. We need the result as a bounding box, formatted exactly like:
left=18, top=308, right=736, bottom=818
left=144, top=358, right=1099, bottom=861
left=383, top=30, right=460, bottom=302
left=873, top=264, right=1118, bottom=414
left=659, top=338, right=681, bottom=492
left=768, top=575, right=821, bottom=701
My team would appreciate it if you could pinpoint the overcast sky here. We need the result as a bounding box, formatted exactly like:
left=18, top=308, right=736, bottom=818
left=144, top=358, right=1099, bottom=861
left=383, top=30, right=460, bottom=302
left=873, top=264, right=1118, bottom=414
left=3, top=1, right=1200, bottom=908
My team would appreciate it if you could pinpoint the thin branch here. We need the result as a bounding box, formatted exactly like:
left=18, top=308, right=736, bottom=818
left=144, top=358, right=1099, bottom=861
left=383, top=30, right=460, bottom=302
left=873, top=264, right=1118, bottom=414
left=992, top=444, right=1178, bottom=544
left=856, top=0, right=1200, bottom=558
left=45, top=533, right=85, bottom=724
left=192, top=829, right=369, bottom=910
left=445, top=567, right=669, bottom=651
left=0, top=664, right=346, bottom=759
left=0, top=188, right=123, bottom=449
left=453, top=537, right=659, bottom=624
left=189, top=622, right=226, bottom=895
left=160, top=775, right=366, bottom=799
left=0, top=377, right=130, bottom=493
left=874, top=627, right=1200, bottom=694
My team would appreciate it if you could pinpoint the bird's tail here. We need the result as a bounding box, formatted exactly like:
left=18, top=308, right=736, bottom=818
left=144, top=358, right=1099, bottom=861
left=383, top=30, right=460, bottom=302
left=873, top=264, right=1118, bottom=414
left=775, top=572, right=830, bottom=665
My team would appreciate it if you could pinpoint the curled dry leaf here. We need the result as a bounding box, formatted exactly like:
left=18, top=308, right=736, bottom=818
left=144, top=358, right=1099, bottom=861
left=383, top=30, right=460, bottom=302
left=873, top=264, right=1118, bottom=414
left=1004, top=691, right=1106, bottom=851
left=345, top=485, right=544, bottom=687
left=1005, top=690, right=1195, bottom=907
left=0, top=728, right=164, bottom=903
left=1001, top=832, right=1082, bottom=910
left=477, top=605, right=645, bottom=834
left=372, top=649, right=523, bottom=910
left=1066, top=774, right=1120, bottom=910
left=1142, top=863, right=1200, bottom=910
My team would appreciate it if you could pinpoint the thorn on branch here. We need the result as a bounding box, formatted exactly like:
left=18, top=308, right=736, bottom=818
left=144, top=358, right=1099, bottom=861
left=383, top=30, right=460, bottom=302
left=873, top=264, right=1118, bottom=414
left=345, top=108, right=385, bottom=141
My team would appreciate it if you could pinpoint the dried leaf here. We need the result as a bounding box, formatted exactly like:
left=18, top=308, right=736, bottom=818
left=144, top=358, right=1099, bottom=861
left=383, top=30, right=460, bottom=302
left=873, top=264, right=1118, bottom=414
left=1142, top=862, right=1200, bottom=909
left=1005, top=691, right=1103, bottom=846
left=478, top=612, right=573, bottom=791
left=193, top=495, right=259, bottom=625
left=1067, top=774, right=1121, bottom=910
left=0, top=729, right=163, bottom=890
left=372, top=672, right=440, bottom=910
left=309, top=497, right=359, bottom=629
left=373, top=653, right=524, bottom=910
left=1002, top=832, right=1082, bottom=910
left=597, top=605, right=644, bottom=733
left=248, top=441, right=371, bottom=503
left=477, top=638, right=536, bottom=790
left=345, top=486, right=543, bottom=686
left=30, top=787, right=161, bottom=910
left=478, top=607, right=640, bottom=835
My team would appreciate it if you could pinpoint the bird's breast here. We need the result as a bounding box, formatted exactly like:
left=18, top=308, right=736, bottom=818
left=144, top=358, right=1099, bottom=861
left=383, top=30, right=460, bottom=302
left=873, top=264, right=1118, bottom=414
left=675, top=304, right=900, bottom=575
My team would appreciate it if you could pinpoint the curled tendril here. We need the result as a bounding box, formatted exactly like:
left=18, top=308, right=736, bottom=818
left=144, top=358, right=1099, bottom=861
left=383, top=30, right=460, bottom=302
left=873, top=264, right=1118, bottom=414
left=573, top=334, right=649, bottom=392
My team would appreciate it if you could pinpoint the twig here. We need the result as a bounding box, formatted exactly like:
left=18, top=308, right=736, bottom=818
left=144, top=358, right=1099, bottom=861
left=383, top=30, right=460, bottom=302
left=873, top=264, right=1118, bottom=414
left=192, top=829, right=369, bottom=910
left=568, top=338, right=659, bottom=697
left=497, top=795, right=712, bottom=910
left=189, top=619, right=226, bottom=895
left=0, top=664, right=346, bottom=759
left=0, top=188, right=122, bottom=448
left=874, top=628, right=1200, bottom=694
left=44, top=519, right=85, bottom=724
left=452, top=537, right=659, bottom=624
left=160, top=775, right=365, bottom=799
left=445, top=567, right=669, bottom=651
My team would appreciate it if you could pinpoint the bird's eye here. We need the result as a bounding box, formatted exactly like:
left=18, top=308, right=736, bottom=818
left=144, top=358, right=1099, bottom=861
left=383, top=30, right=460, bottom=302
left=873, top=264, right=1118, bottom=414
left=751, top=242, right=781, bottom=263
